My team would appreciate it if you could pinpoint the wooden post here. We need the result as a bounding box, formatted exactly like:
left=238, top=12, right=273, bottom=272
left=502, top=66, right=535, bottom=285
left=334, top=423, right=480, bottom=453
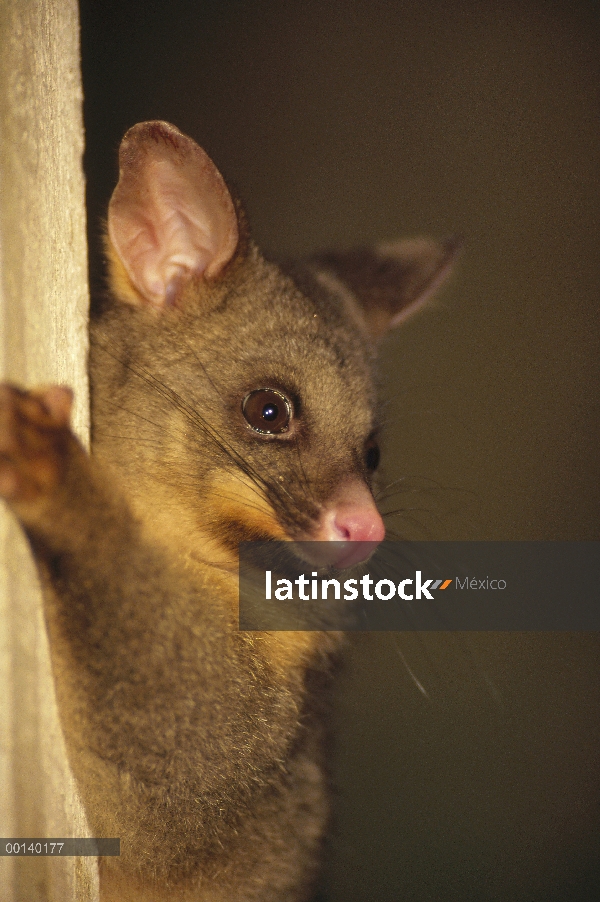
left=0, top=1, right=96, bottom=899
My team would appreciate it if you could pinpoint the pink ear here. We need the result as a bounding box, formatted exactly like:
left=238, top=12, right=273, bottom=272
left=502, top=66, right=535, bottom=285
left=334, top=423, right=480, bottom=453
left=108, top=121, right=239, bottom=309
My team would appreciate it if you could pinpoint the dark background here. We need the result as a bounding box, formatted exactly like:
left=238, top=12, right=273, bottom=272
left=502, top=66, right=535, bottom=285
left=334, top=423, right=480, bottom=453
left=80, top=1, right=600, bottom=899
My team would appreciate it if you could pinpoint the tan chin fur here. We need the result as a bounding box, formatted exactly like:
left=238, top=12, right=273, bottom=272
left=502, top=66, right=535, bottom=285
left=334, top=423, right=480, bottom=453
left=202, top=471, right=289, bottom=542
left=199, top=472, right=339, bottom=676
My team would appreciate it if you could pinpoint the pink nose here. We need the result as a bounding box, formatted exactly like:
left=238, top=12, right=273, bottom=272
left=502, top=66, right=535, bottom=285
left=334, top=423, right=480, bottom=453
left=309, top=479, right=385, bottom=568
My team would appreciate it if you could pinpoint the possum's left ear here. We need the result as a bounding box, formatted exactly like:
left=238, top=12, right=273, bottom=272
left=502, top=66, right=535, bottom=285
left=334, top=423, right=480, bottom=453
left=311, top=237, right=461, bottom=342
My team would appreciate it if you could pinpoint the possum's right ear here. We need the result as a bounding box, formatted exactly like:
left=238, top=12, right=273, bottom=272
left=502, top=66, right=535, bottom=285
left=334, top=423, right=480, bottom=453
left=106, top=121, right=241, bottom=310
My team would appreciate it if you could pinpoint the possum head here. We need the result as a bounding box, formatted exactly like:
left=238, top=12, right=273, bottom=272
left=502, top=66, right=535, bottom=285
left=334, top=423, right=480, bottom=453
left=91, top=121, right=458, bottom=568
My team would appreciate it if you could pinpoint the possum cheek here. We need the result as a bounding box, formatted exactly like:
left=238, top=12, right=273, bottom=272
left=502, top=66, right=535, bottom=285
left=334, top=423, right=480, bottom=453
left=308, top=478, right=385, bottom=568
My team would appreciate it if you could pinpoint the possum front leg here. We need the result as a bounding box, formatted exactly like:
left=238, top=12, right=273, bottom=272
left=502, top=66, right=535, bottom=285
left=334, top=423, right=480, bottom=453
left=0, top=384, right=329, bottom=902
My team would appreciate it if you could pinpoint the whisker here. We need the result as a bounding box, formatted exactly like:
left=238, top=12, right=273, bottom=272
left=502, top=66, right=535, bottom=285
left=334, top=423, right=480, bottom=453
left=387, top=636, right=431, bottom=700
left=178, top=332, right=223, bottom=397
left=380, top=506, right=441, bottom=518
left=204, top=491, right=277, bottom=520
left=294, top=443, right=316, bottom=506
left=98, top=401, right=172, bottom=435
left=374, top=474, right=410, bottom=497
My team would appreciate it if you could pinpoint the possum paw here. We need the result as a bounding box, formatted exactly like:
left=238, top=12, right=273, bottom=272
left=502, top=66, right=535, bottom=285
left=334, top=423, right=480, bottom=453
left=0, top=384, right=75, bottom=504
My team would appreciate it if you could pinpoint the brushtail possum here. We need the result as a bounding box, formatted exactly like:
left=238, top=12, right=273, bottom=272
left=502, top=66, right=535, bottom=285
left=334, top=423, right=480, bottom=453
left=0, top=122, right=458, bottom=901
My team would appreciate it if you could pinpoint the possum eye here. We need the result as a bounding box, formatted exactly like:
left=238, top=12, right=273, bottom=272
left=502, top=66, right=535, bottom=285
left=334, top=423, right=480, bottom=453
left=242, top=389, right=291, bottom=435
left=365, top=439, right=380, bottom=471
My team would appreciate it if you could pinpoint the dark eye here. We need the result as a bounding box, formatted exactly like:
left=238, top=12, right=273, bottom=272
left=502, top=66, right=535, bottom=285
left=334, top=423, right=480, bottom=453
left=242, top=388, right=292, bottom=435
left=365, top=439, right=380, bottom=471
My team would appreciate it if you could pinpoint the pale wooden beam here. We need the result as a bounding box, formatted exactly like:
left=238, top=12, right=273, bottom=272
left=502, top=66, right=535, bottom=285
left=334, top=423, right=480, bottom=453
left=0, top=0, right=96, bottom=898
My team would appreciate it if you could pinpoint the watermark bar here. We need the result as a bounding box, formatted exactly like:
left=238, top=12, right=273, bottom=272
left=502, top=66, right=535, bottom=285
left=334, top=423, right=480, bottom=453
left=239, top=541, right=600, bottom=630
left=0, top=839, right=120, bottom=856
